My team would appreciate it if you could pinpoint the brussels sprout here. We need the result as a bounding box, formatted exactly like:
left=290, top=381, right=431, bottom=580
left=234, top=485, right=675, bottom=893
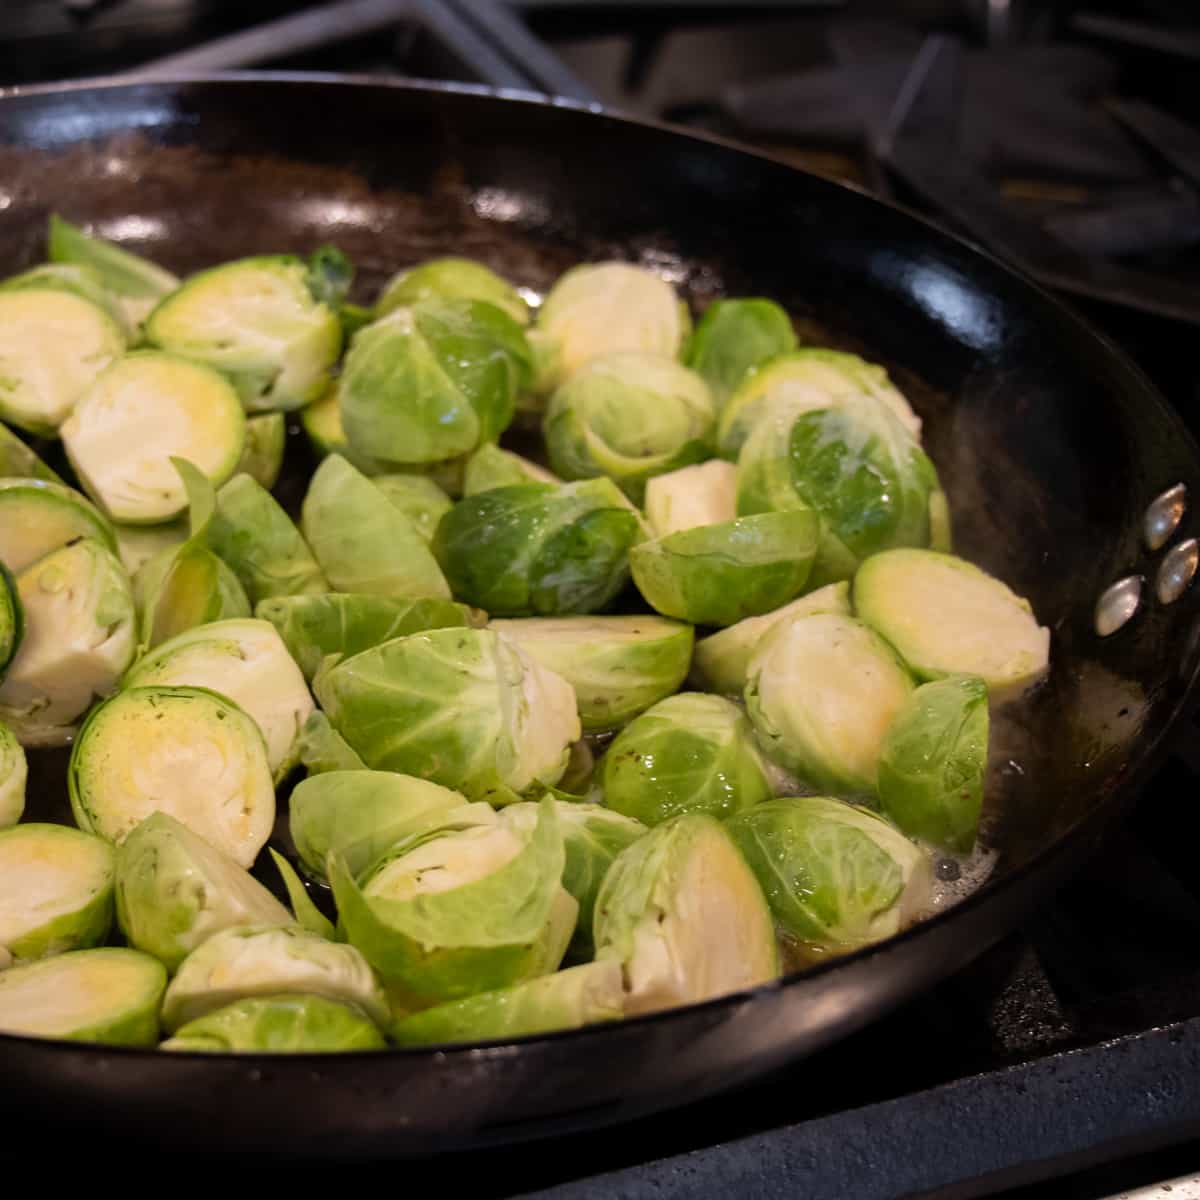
left=0, top=721, right=25, bottom=829
left=314, top=627, right=580, bottom=804
left=877, top=676, right=989, bottom=853
left=500, top=800, right=646, bottom=958
left=593, top=813, right=778, bottom=1014
left=717, top=348, right=923, bottom=459
left=0, top=947, right=166, bottom=1045
left=392, top=959, right=623, bottom=1046
left=256, top=590, right=475, bottom=682
left=434, top=479, right=644, bottom=617
left=122, top=618, right=314, bottom=782
left=145, top=255, right=342, bottom=413
left=295, top=710, right=366, bottom=775
left=630, top=510, right=818, bottom=627
left=134, top=460, right=251, bottom=652
left=645, top=459, right=737, bottom=538
left=852, top=549, right=1051, bottom=703
left=601, top=693, right=771, bottom=826
left=462, top=443, right=561, bottom=495
left=0, top=478, right=116, bottom=575
left=0, top=284, right=125, bottom=435
left=533, top=262, right=688, bottom=393
left=48, top=214, right=179, bottom=328
left=161, top=924, right=388, bottom=1032
left=543, top=352, right=716, bottom=502
left=340, top=299, right=530, bottom=465
left=0, top=563, right=19, bottom=679
left=268, top=850, right=335, bottom=940
left=236, top=412, right=287, bottom=490
left=737, top=393, right=939, bottom=585
left=0, top=421, right=63, bottom=483
left=331, top=796, right=575, bottom=1009
left=162, top=993, right=386, bottom=1053
left=490, top=615, right=693, bottom=734
left=0, top=824, right=115, bottom=963
left=0, top=539, right=135, bottom=747
left=208, top=473, right=327, bottom=604
left=69, top=685, right=275, bottom=868
left=377, top=257, right=531, bottom=327
left=685, top=298, right=798, bottom=409
left=299, top=381, right=392, bottom=476
left=371, top=474, right=453, bottom=544
left=288, top=769, right=471, bottom=881
left=691, top=581, right=852, bottom=695
left=727, top=796, right=932, bottom=953
left=745, top=612, right=915, bottom=797
left=300, top=454, right=450, bottom=600
left=61, top=352, right=246, bottom=524
left=114, top=519, right=188, bottom=576
left=114, top=812, right=291, bottom=973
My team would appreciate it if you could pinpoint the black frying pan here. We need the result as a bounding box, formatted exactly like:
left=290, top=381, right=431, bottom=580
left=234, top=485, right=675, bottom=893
left=1, top=75, right=1199, bottom=1159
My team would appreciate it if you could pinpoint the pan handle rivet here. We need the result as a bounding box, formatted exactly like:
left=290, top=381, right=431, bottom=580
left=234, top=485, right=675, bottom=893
left=1157, top=538, right=1199, bottom=605
left=1144, top=483, right=1187, bottom=551
left=1095, top=575, right=1143, bottom=637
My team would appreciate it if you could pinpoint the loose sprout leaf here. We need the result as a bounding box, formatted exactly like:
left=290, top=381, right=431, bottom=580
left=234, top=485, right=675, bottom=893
left=269, top=849, right=336, bottom=940
left=305, top=244, right=354, bottom=308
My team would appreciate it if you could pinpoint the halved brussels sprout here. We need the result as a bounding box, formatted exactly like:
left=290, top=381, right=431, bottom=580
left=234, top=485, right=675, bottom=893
left=145, top=255, right=342, bottom=412
left=115, top=812, right=292, bottom=973
left=462, top=443, right=561, bottom=495
left=0, top=947, right=166, bottom=1045
left=630, top=510, right=818, bottom=627
left=299, top=381, right=392, bottom=476
left=686, top=298, right=798, bottom=409
left=256, top=590, right=476, bottom=682
left=0, top=564, right=19, bottom=679
left=691, top=581, right=851, bottom=695
left=543, top=352, right=715, bottom=502
left=490, top=615, right=693, bottom=733
left=122, top=618, right=314, bottom=782
left=340, top=299, right=530, bottom=465
left=727, top=796, right=932, bottom=953
left=434, top=479, right=644, bottom=617
left=0, top=262, right=128, bottom=334
left=0, top=421, right=63, bottom=483
left=877, top=675, right=989, bottom=853
left=717, top=348, right=922, bottom=459
left=371, top=474, right=453, bottom=544
left=0, top=538, right=135, bottom=747
left=745, top=612, right=915, bottom=797
left=500, top=800, right=646, bottom=959
left=0, top=284, right=125, bottom=435
left=533, top=262, right=688, bottom=393
left=392, top=959, right=623, bottom=1046
left=0, top=478, right=116, bottom=575
left=0, top=824, right=115, bottom=963
left=289, top=768, right=470, bottom=881
left=295, top=710, right=366, bottom=775
left=644, top=459, right=737, bottom=538
left=300, top=454, right=450, bottom=599
left=162, top=993, right=386, bottom=1054
left=61, top=352, right=246, bottom=524
left=236, top=412, right=286, bottom=490
left=48, top=214, right=179, bottom=329
left=737, top=393, right=939, bottom=585
left=593, top=813, right=778, bottom=1015
left=161, top=924, right=388, bottom=1032
left=114, top=519, right=187, bottom=576
left=314, top=627, right=580, bottom=804
left=0, top=721, right=25, bottom=829
left=852, top=549, right=1050, bottom=703
left=376, top=257, right=531, bottom=326
left=331, top=796, right=575, bottom=1009
left=601, top=693, right=771, bottom=826
left=69, top=685, right=275, bottom=868
left=208, top=473, right=327, bottom=604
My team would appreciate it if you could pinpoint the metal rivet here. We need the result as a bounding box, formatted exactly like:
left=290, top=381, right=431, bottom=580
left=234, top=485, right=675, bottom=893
left=1157, top=538, right=1199, bottom=605
left=1144, top=483, right=1187, bottom=551
left=1095, top=575, right=1143, bottom=637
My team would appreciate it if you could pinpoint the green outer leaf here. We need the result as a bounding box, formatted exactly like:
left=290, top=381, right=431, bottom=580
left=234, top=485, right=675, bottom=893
left=305, top=244, right=354, bottom=308
left=236, top=413, right=286, bottom=490
left=0, top=421, right=63, bottom=484
left=685, top=298, right=798, bottom=410
left=270, top=850, right=336, bottom=939
left=48, top=214, right=179, bottom=306
left=376, top=257, right=531, bottom=326
left=0, top=719, right=26, bottom=829
left=0, top=477, right=116, bottom=575
left=0, top=561, right=21, bottom=678
left=295, top=710, right=366, bottom=775
left=371, top=473, right=453, bottom=545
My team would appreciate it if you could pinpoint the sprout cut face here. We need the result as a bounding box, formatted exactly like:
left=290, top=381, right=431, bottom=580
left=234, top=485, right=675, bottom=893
left=0, top=478, right=116, bottom=576
left=69, top=685, right=275, bottom=868
left=644, top=459, right=737, bottom=539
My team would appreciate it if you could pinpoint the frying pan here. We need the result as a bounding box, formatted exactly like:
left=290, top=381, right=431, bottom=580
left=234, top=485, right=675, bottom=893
left=1, top=74, right=1199, bottom=1159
